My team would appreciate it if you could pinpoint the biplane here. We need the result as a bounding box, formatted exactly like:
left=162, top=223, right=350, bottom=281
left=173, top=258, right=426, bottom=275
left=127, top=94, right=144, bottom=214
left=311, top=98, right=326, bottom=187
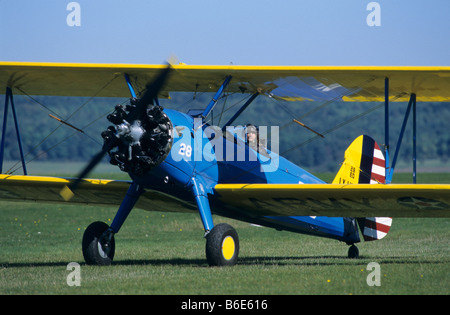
left=1, top=61, right=450, bottom=266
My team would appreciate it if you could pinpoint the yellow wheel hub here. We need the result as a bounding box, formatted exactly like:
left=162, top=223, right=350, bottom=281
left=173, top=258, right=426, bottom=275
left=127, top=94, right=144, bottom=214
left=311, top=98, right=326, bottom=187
left=222, top=236, right=235, bottom=260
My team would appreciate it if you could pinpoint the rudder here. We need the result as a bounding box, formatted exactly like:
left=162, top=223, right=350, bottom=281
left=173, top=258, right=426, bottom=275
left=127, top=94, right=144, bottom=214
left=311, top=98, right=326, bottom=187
left=333, top=135, right=392, bottom=241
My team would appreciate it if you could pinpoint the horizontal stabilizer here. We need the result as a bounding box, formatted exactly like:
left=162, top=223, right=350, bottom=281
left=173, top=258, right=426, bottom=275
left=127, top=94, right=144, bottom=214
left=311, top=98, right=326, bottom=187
left=357, top=217, right=392, bottom=241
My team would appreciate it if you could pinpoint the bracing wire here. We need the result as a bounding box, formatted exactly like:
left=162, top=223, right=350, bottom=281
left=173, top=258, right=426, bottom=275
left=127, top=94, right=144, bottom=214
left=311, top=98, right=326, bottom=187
left=6, top=75, right=121, bottom=174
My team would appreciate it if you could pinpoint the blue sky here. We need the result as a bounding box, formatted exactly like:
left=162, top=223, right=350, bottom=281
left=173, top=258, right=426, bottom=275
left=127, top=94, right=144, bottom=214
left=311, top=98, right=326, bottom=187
left=0, top=0, right=449, bottom=66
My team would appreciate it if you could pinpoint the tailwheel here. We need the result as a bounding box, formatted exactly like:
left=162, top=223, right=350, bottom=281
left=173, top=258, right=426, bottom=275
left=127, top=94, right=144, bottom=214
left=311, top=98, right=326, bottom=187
left=82, top=221, right=115, bottom=266
left=348, top=244, right=359, bottom=259
left=205, top=223, right=239, bottom=267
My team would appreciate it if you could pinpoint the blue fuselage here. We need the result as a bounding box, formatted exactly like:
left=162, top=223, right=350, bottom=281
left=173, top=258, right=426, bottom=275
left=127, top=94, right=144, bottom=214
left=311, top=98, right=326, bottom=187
left=131, top=109, right=360, bottom=244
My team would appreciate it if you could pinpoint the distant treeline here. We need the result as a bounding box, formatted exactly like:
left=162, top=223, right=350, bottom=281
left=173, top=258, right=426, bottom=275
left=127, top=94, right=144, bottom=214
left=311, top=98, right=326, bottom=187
left=2, top=92, right=449, bottom=173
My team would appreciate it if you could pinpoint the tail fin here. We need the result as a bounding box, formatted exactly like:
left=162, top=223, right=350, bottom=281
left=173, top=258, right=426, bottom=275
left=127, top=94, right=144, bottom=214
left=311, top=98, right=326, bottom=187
left=333, top=135, right=392, bottom=241
left=332, top=135, right=385, bottom=185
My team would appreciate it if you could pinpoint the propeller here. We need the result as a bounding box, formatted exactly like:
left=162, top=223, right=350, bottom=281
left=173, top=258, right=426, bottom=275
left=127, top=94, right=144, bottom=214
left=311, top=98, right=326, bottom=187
left=60, top=64, right=172, bottom=201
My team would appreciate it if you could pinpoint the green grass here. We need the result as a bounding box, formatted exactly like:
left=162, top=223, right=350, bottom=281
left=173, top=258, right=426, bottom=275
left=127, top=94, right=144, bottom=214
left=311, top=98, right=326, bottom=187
left=0, top=172, right=449, bottom=295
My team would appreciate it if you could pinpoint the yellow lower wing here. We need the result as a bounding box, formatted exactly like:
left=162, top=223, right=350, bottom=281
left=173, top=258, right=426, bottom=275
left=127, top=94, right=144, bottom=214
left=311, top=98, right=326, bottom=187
left=0, top=175, right=196, bottom=213
left=214, top=183, right=450, bottom=218
left=4, top=174, right=449, bottom=218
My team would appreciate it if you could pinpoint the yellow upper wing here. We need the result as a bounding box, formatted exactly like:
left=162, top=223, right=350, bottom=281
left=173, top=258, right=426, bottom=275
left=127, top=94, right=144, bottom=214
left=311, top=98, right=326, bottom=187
left=214, top=183, right=450, bottom=218
left=1, top=62, right=450, bottom=102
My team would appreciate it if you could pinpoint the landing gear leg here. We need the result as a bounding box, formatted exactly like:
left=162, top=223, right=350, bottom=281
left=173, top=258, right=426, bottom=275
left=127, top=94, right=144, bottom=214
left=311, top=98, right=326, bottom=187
left=191, top=177, right=239, bottom=266
left=348, top=244, right=359, bottom=259
left=82, top=182, right=143, bottom=265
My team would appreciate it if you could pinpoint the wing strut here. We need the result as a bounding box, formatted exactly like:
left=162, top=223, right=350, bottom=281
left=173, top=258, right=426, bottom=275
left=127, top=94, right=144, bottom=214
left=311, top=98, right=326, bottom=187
left=0, top=87, right=27, bottom=175
left=124, top=74, right=137, bottom=98
left=386, top=93, right=417, bottom=184
left=202, top=76, right=232, bottom=119
left=384, top=77, right=389, bottom=180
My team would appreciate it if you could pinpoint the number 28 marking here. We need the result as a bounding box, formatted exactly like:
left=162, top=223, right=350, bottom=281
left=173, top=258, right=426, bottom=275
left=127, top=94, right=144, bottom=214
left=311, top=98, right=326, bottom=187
left=178, top=143, right=192, bottom=157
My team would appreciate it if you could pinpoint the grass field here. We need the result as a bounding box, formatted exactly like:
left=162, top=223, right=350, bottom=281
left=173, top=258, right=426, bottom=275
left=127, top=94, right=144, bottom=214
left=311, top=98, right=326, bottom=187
left=0, top=170, right=449, bottom=295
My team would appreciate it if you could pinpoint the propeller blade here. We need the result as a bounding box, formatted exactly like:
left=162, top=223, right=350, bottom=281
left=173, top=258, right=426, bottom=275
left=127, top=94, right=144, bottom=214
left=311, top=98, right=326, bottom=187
left=126, top=64, right=172, bottom=123
left=60, top=64, right=172, bottom=201
left=60, top=137, right=117, bottom=201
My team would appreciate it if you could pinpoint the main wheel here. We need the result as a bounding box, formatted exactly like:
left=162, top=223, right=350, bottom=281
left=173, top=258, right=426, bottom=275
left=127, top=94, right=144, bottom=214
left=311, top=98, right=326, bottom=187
left=205, top=223, right=239, bottom=267
left=82, top=221, right=115, bottom=266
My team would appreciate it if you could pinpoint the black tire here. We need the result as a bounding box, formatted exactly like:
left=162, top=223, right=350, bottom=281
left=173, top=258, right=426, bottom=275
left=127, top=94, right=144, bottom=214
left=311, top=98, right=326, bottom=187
left=205, top=223, right=239, bottom=267
left=82, top=221, right=115, bottom=266
left=348, top=244, right=359, bottom=259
